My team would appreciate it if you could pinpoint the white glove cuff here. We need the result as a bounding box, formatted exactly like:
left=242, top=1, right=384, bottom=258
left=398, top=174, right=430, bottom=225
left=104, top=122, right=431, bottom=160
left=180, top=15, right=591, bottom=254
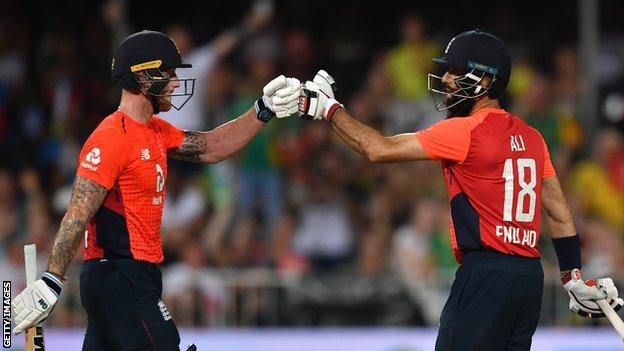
left=323, top=98, right=343, bottom=122
left=562, top=269, right=582, bottom=292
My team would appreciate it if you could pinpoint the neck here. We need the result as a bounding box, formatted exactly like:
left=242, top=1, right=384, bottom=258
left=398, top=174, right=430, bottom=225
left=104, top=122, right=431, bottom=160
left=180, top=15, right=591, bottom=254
left=118, top=90, right=154, bottom=124
left=470, top=97, right=500, bottom=115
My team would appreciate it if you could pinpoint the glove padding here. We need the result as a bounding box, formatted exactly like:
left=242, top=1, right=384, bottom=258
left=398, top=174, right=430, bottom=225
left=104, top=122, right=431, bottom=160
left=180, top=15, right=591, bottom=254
left=563, top=268, right=623, bottom=318
left=12, top=279, right=59, bottom=334
left=255, top=75, right=301, bottom=122
left=271, top=77, right=301, bottom=118
left=299, top=70, right=342, bottom=121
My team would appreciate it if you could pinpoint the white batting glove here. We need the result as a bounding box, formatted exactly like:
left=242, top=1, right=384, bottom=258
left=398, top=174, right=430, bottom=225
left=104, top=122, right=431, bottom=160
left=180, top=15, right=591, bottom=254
left=563, top=269, right=624, bottom=318
left=299, top=70, right=342, bottom=121
left=255, top=75, right=301, bottom=121
left=12, top=271, right=62, bottom=334
left=271, top=77, right=301, bottom=118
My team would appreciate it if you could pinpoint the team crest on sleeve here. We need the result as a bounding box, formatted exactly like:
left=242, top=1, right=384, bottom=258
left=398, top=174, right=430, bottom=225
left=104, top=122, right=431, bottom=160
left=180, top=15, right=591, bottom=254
left=81, top=147, right=101, bottom=171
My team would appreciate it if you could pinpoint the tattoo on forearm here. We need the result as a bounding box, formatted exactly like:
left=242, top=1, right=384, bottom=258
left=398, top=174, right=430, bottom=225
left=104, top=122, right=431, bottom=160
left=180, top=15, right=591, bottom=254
left=168, top=131, right=206, bottom=162
left=47, top=177, right=107, bottom=277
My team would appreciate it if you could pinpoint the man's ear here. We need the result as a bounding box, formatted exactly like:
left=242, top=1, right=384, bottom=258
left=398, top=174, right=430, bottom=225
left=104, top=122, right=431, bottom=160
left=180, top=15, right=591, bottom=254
left=481, top=75, right=493, bottom=89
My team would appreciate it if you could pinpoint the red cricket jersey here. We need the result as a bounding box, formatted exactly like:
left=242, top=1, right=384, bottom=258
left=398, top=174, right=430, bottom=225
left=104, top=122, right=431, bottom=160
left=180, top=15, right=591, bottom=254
left=76, top=111, right=184, bottom=263
left=415, top=108, right=556, bottom=263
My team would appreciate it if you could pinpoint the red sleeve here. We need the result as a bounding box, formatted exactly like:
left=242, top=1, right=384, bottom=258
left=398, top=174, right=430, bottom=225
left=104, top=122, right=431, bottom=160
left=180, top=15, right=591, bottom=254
left=153, top=116, right=184, bottom=151
left=414, top=117, right=473, bottom=163
left=76, top=127, right=128, bottom=189
left=542, top=137, right=556, bottom=178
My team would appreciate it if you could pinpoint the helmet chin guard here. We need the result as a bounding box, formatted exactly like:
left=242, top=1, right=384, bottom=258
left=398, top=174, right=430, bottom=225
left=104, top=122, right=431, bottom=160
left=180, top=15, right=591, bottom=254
left=136, top=68, right=195, bottom=112
left=427, top=69, right=496, bottom=112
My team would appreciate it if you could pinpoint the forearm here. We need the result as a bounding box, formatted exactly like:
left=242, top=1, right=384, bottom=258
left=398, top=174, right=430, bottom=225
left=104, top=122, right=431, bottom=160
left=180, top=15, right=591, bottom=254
left=46, top=177, right=107, bottom=277
left=542, top=176, right=580, bottom=275
left=546, top=214, right=576, bottom=239
left=46, top=214, right=89, bottom=277
left=200, top=108, right=264, bottom=163
left=330, top=109, right=388, bottom=162
left=202, top=108, right=265, bottom=163
left=169, top=109, right=264, bottom=163
left=542, top=177, right=576, bottom=238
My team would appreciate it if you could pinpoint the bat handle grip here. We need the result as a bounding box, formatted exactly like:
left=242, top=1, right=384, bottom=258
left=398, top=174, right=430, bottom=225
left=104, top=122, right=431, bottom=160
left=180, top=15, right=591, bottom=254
left=597, top=299, right=624, bottom=341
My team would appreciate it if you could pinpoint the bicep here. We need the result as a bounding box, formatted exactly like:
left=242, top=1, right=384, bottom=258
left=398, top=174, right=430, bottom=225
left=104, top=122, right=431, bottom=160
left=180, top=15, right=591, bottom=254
left=375, top=133, right=432, bottom=163
left=66, top=176, right=108, bottom=221
left=412, top=118, right=471, bottom=163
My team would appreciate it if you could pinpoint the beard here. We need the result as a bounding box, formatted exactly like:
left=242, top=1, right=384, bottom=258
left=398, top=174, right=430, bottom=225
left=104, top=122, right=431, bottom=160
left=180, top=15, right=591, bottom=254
left=158, top=96, right=173, bottom=112
left=446, top=95, right=476, bottom=118
left=149, top=95, right=173, bottom=114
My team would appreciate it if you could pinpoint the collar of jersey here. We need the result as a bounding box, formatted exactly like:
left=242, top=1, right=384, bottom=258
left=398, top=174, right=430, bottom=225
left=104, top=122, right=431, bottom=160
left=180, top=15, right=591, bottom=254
left=116, top=110, right=157, bottom=127
left=471, top=107, right=508, bottom=118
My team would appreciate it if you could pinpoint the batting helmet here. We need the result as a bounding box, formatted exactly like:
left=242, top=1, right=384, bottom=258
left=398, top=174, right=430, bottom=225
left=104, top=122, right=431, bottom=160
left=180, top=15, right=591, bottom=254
left=111, top=30, right=195, bottom=111
left=428, top=29, right=511, bottom=112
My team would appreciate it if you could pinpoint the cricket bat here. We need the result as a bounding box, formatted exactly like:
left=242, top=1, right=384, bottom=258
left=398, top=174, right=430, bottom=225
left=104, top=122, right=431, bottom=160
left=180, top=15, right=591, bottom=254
left=24, top=244, right=45, bottom=351
left=597, top=299, right=624, bottom=341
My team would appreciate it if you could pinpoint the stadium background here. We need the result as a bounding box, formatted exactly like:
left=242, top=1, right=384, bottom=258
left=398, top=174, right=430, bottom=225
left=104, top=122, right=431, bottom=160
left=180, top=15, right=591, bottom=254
left=2, top=0, right=624, bottom=349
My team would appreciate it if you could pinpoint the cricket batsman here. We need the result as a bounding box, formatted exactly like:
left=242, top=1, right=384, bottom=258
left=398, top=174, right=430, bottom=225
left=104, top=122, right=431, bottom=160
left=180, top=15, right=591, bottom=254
left=11, top=30, right=300, bottom=350
left=298, top=29, right=624, bottom=350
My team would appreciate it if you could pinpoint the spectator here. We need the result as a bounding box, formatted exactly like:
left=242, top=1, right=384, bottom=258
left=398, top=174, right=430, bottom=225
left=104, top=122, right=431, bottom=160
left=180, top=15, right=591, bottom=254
left=392, top=198, right=451, bottom=325
left=292, top=147, right=354, bottom=271
left=568, top=129, right=624, bottom=231
left=2, top=1, right=624, bottom=329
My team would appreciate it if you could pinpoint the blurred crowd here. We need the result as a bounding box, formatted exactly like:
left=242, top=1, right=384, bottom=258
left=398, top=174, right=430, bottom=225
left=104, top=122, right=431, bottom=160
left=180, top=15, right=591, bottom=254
left=2, top=0, right=624, bottom=328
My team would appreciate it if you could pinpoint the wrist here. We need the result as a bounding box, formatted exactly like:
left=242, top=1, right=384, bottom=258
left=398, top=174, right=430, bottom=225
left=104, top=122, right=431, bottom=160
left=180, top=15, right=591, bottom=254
left=42, top=271, right=63, bottom=298
left=324, top=98, right=343, bottom=122
left=254, top=95, right=275, bottom=123
left=552, top=234, right=581, bottom=272
left=561, top=269, right=579, bottom=286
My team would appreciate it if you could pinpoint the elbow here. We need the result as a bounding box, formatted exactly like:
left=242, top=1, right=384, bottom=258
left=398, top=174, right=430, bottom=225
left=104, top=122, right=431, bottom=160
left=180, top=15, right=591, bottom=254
left=365, top=136, right=396, bottom=163
left=365, top=145, right=387, bottom=163
left=367, top=152, right=382, bottom=163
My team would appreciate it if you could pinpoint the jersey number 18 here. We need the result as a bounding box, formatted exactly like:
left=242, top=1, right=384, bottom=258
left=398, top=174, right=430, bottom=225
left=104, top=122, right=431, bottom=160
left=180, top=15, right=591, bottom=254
left=502, top=158, right=537, bottom=222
